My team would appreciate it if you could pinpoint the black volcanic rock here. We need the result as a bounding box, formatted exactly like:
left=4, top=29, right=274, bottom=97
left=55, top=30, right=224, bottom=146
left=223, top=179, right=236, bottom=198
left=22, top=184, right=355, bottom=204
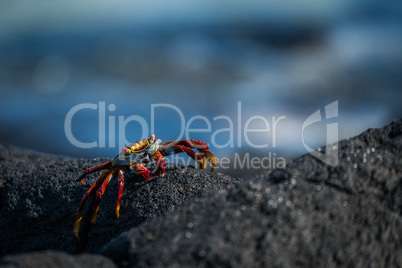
left=0, top=146, right=236, bottom=257
left=0, top=250, right=116, bottom=268
left=0, top=119, right=401, bottom=267
left=101, top=119, right=402, bottom=267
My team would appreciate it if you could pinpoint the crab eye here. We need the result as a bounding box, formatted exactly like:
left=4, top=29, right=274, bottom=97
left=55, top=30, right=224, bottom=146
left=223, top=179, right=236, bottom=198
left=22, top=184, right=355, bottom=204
left=150, top=134, right=155, bottom=141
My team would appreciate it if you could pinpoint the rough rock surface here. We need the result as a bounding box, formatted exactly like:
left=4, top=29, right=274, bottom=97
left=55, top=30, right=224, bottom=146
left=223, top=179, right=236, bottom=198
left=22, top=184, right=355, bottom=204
left=1, top=119, right=401, bottom=267
left=101, top=119, right=402, bottom=267
left=0, top=147, right=236, bottom=257
left=0, top=250, right=116, bottom=268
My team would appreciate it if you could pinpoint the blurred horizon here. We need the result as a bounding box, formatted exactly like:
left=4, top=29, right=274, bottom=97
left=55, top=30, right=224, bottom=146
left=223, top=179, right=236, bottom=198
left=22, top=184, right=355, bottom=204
left=1, top=0, right=401, bottom=176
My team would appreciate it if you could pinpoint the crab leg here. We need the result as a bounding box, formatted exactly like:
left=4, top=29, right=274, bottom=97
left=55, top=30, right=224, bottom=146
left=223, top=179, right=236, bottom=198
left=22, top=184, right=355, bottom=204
left=90, top=171, right=115, bottom=225
left=183, top=146, right=205, bottom=168
left=187, top=139, right=217, bottom=171
left=200, top=150, right=217, bottom=172
left=162, top=141, right=217, bottom=171
left=153, top=151, right=166, bottom=177
left=116, top=170, right=125, bottom=218
left=163, top=140, right=198, bottom=149
left=74, top=170, right=110, bottom=240
left=76, top=161, right=112, bottom=184
left=163, top=139, right=208, bottom=151
left=162, top=144, right=203, bottom=162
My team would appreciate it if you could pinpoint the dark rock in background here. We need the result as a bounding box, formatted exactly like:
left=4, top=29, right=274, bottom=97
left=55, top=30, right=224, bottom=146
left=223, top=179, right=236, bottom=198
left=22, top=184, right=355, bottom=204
left=0, top=147, right=236, bottom=257
left=0, top=119, right=401, bottom=267
left=101, top=119, right=402, bottom=267
left=0, top=250, right=116, bottom=268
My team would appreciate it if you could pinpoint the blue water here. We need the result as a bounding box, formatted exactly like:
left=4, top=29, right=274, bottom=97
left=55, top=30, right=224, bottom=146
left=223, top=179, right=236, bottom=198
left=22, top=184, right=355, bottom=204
left=0, top=1, right=401, bottom=167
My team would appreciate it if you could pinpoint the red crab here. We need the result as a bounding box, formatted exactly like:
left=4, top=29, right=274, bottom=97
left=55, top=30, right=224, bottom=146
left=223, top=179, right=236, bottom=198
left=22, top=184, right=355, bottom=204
left=73, top=134, right=217, bottom=240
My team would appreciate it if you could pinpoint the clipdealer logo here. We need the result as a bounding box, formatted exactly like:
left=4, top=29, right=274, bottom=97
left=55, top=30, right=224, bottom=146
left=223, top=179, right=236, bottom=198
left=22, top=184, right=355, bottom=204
left=64, top=102, right=288, bottom=170
left=64, top=102, right=287, bottom=150
left=64, top=101, right=339, bottom=169
left=302, top=101, right=339, bottom=167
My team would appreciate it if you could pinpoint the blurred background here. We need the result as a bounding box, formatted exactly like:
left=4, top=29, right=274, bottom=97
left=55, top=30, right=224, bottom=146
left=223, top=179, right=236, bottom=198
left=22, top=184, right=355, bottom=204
left=0, top=0, right=401, bottom=176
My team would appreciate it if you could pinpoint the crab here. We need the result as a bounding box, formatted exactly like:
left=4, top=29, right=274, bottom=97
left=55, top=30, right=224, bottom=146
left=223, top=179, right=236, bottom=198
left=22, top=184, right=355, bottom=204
left=73, top=134, right=217, bottom=240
